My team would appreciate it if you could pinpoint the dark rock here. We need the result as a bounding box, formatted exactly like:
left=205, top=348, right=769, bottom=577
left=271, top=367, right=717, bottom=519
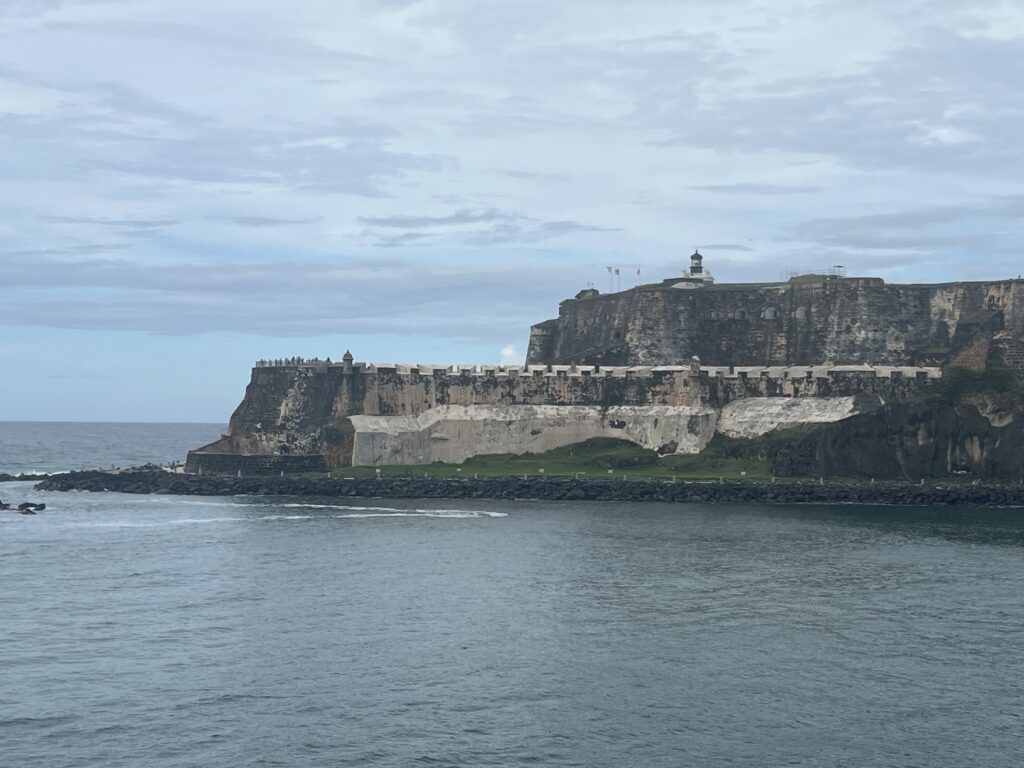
left=772, top=399, right=1024, bottom=480
left=29, top=468, right=1024, bottom=507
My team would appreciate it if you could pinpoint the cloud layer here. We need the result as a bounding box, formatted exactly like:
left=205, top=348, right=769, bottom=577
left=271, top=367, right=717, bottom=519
left=3, top=0, right=1024, bottom=348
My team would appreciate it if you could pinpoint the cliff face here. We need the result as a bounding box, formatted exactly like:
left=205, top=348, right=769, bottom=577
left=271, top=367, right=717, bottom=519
left=771, top=395, right=1024, bottom=480
left=527, top=277, right=1024, bottom=370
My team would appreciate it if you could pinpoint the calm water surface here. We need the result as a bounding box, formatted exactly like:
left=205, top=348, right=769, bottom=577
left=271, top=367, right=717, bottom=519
left=0, top=421, right=224, bottom=474
left=1, top=425, right=1023, bottom=766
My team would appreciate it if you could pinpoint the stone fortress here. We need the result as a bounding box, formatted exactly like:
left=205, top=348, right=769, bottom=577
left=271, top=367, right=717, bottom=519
left=528, top=251, right=1024, bottom=371
left=186, top=253, right=1024, bottom=477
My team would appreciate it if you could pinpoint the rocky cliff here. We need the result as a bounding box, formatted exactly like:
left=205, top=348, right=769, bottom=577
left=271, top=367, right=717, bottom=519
left=527, top=275, right=1024, bottom=371
left=771, top=387, right=1024, bottom=480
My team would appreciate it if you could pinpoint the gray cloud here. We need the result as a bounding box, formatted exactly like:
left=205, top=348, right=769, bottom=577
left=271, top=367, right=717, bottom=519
left=0, top=66, right=449, bottom=197
left=690, top=184, right=819, bottom=195
left=44, top=215, right=178, bottom=229
left=655, top=28, right=1024, bottom=174
left=221, top=216, right=317, bottom=228
left=700, top=243, right=754, bottom=251
left=12, top=243, right=132, bottom=256
left=2, top=0, right=1023, bottom=348
left=501, top=170, right=569, bottom=182
left=360, top=207, right=617, bottom=246
left=0, top=254, right=582, bottom=342
left=39, top=19, right=371, bottom=66
left=789, top=198, right=1024, bottom=254
left=360, top=209, right=505, bottom=229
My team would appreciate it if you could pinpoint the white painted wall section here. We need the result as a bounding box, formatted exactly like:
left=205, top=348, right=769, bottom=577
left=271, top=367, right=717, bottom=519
left=349, top=397, right=860, bottom=466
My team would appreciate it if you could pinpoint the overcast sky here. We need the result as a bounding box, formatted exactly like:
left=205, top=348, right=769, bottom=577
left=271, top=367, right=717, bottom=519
left=2, top=0, right=1023, bottom=421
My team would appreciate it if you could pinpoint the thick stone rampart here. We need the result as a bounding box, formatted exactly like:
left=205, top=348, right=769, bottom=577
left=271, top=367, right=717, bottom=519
left=527, top=276, right=1024, bottom=368
left=192, top=360, right=939, bottom=468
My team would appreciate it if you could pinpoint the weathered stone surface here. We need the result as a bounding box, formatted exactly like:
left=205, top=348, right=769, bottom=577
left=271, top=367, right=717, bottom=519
left=188, top=362, right=936, bottom=470
left=350, top=405, right=719, bottom=465
left=527, top=276, right=1024, bottom=370
left=716, top=397, right=857, bottom=439
left=771, top=399, right=1024, bottom=480
left=348, top=399, right=864, bottom=466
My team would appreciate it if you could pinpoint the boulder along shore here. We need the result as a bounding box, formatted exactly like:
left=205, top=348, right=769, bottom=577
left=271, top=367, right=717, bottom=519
left=33, top=470, right=1024, bottom=507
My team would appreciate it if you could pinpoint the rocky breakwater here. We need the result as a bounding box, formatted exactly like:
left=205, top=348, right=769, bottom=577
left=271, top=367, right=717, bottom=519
left=34, top=470, right=1024, bottom=507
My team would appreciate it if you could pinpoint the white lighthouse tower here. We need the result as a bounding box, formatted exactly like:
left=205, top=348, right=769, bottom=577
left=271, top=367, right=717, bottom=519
left=670, top=249, right=715, bottom=289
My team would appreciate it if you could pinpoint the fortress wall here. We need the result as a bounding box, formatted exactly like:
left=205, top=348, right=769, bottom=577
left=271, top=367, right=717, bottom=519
left=349, top=405, right=719, bottom=466
left=361, top=366, right=697, bottom=414
left=223, top=366, right=348, bottom=455
left=347, top=398, right=865, bottom=466
left=716, top=397, right=858, bottom=439
left=528, top=278, right=1022, bottom=367
left=194, top=361, right=940, bottom=468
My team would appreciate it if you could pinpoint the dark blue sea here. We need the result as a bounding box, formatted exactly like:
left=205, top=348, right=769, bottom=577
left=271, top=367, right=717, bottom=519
left=2, top=422, right=1023, bottom=767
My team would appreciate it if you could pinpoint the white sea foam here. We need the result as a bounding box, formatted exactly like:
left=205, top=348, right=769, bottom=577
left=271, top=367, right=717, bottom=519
left=138, top=498, right=250, bottom=508
left=70, top=509, right=504, bottom=527
left=81, top=517, right=248, bottom=527
left=334, top=510, right=507, bottom=519
left=282, top=502, right=506, bottom=517
left=281, top=502, right=409, bottom=512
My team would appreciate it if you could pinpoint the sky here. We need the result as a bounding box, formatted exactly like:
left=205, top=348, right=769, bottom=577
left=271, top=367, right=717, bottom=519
left=2, top=0, right=1023, bottom=421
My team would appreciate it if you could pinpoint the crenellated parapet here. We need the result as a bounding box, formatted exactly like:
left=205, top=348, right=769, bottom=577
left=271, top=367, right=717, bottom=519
left=251, top=358, right=942, bottom=381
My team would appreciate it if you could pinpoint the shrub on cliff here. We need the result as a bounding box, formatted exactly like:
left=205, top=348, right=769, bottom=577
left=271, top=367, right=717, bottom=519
left=938, top=366, right=1022, bottom=402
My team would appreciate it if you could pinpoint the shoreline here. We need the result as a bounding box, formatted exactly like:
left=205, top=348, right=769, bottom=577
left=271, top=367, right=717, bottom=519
left=32, top=470, right=1024, bottom=508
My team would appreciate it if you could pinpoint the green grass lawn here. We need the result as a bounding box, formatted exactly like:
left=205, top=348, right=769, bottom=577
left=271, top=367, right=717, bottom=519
left=318, top=438, right=772, bottom=481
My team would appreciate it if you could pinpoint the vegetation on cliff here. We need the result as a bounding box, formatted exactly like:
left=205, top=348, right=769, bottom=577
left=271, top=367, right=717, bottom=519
left=936, top=365, right=1023, bottom=402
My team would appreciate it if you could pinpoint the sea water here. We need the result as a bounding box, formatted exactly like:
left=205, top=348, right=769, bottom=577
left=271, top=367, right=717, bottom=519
left=2, top=422, right=1023, bottom=767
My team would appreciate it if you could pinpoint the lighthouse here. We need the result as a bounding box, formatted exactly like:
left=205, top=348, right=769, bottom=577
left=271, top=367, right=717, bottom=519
left=669, top=249, right=714, bottom=288
left=690, top=249, right=704, bottom=276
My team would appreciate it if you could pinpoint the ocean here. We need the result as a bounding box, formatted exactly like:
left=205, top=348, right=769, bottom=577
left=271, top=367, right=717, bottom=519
left=1, top=422, right=1023, bottom=767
